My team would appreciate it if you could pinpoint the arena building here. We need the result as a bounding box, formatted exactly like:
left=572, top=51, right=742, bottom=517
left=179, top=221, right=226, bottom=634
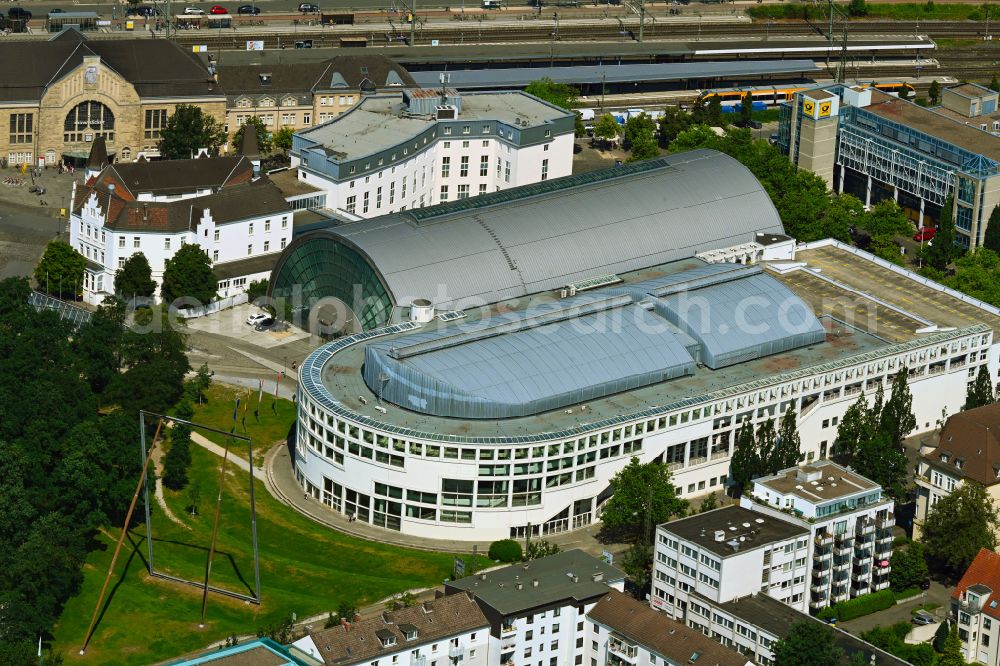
left=285, top=149, right=1000, bottom=542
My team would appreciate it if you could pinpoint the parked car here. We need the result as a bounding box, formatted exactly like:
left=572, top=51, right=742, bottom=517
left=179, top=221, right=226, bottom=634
left=913, top=226, right=936, bottom=242
left=298, top=2, right=320, bottom=12
left=184, top=6, right=206, bottom=14
left=49, top=8, right=65, bottom=13
left=912, top=610, right=936, bottom=625
left=209, top=5, right=228, bottom=13
left=246, top=311, right=269, bottom=326
left=768, top=132, right=780, bottom=145
left=920, top=577, right=932, bottom=590
left=237, top=4, right=260, bottom=14
left=7, top=7, right=32, bottom=20
left=253, top=316, right=276, bottom=331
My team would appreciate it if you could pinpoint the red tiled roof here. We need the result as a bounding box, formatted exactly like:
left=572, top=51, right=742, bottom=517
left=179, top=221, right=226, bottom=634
left=952, top=548, right=1000, bottom=620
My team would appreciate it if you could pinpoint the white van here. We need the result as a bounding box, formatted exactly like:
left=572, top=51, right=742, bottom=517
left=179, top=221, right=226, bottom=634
left=482, top=0, right=503, bottom=8
left=575, top=108, right=596, bottom=121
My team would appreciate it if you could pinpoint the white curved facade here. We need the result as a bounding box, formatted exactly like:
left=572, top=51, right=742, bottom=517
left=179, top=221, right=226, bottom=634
left=292, top=283, right=995, bottom=541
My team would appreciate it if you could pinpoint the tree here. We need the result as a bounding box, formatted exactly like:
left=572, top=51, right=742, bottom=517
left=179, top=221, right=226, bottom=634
left=593, top=114, right=622, bottom=148
left=756, top=418, right=777, bottom=476
left=336, top=601, right=358, bottom=621
left=233, top=116, right=273, bottom=155
left=161, top=243, right=217, bottom=305
left=938, top=623, right=967, bottom=666
left=881, top=368, right=916, bottom=447
left=965, top=364, right=995, bottom=410
left=847, top=0, right=868, bottom=16
left=773, top=408, right=802, bottom=471
left=889, top=541, right=929, bottom=592
left=524, top=77, right=579, bottom=110
left=186, top=479, right=201, bottom=516
left=942, top=248, right=1000, bottom=306
left=922, top=482, right=1000, bottom=577
left=856, top=431, right=909, bottom=500
left=856, top=200, right=911, bottom=264
left=627, top=134, right=659, bottom=162
left=699, top=493, right=719, bottom=513
left=705, top=95, right=724, bottom=127
left=601, top=457, right=687, bottom=543
left=34, top=240, right=85, bottom=299
left=272, top=126, right=294, bottom=155
left=488, top=539, right=523, bottom=562
left=928, top=79, right=941, bottom=103
left=158, top=104, right=226, bottom=160
left=623, top=113, right=656, bottom=150
left=729, top=421, right=759, bottom=496
left=189, top=363, right=213, bottom=405
left=657, top=106, right=692, bottom=148
left=114, top=252, right=156, bottom=300
left=926, top=195, right=958, bottom=271
left=247, top=279, right=269, bottom=303
left=620, top=542, right=653, bottom=600
left=773, top=620, right=844, bottom=666
left=110, top=306, right=190, bottom=416
left=740, top=90, right=754, bottom=126
left=983, top=204, right=1000, bottom=254
left=991, top=74, right=1000, bottom=93
left=162, top=397, right=194, bottom=490
left=525, top=539, right=560, bottom=561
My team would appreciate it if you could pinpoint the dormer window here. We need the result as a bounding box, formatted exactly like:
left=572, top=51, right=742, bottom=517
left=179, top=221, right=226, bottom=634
left=375, top=629, right=396, bottom=648
left=400, top=624, right=419, bottom=641
left=259, top=73, right=272, bottom=86
left=941, top=453, right=950, bottom=463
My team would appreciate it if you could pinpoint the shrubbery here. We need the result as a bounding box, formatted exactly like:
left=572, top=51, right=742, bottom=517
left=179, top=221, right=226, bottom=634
left=488, top=539, right=523, bottom=563
left=816, top=589, right=895, bottom=622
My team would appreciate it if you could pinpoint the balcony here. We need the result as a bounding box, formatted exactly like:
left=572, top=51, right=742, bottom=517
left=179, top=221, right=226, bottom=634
left=814, top=549, right=833, bottom=562
left=814, top=561, right=832, bottom=574
left=501, top=624, right=516, bottom=635
left=858, top=519, right=876, bottom=535
left=711, top=449, right=729, bottom=461
left=873, top=579, right=891, bottom=591
left=449, top=646, right=465, bottom=661
left=855, top=549, right=873, bottom=564
left=852, top=569, right=872, bottom=583
left=609, top=637, right=639, bottom=662
left=876, top=515, right=893, bottom=528
left=501, top=637, right=517, bottom=651
left=413, top=657, right=428, bottom=666
left=815, top=532, right=833, bottom=546
left=812, top=579, right=830, bottom=593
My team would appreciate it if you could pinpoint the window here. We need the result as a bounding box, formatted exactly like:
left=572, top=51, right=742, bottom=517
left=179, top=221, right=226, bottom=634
left=303, top=112, right=311, bottom=125
left=462, top=125, right=471, bottom=134
left=247, top=244, right=253, bottom=256
left=440, top=185, right=449, bottom=201
left=281, top=216, right=288, bottom=229
left=479, top=183, right=487, bottom=195
left=263, top=240, right=270, bottom=252
left=64, top=101, right=115, bottom=142
left=164, top=237, right=171, bottom=250
left=389, top=181, right=395, bottom=204
left=118, top=236, right=125, bottom=248
left=376, top=187, right=383, bottom=209
left=541, top=159, right=549, bottom=181
left=480, top=155, right=489, bottom=177
left=363, top=191, right=369, bottom=214
left=214, top=229, right=220, bottom=241
left=249, top=223, right=254, bottom=235
left=444, top=126, right=452, bottom=135
left=9, top=113, right=33, bottom=144
left=441, top=156, right=450, bottom=177
left=460, top=156, right=469, bottom=177
left=544, top=143, right=550, bottom=152
left=280, top=238, right=286, bottom=249
left=144, top=109, right=167, bottom=140
left=212, top=250, right=219, bottom=262
left=133, top=237, right=140, bottom=249
left=264, top=219, right=271, bottom=232
left=505, top=160, right=511, bottom=182
left=457, top=184, right=469, bottom=199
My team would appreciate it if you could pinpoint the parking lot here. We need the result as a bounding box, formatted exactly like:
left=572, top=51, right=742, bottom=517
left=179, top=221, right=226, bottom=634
left=184, top=302, right=311, bottom=349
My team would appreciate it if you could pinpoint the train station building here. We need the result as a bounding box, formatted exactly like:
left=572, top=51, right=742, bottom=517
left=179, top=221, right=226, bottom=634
left=780, top=83, right=1000, bottom=249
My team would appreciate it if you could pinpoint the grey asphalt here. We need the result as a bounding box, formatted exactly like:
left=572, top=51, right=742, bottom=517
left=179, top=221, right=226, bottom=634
left=0, top=203, right=63, bottom=281
left=837, top=581, right=952, bottom=636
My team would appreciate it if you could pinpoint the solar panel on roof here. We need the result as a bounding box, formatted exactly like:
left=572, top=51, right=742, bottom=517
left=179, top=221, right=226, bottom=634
left=437, top=310, right=467, bottom=322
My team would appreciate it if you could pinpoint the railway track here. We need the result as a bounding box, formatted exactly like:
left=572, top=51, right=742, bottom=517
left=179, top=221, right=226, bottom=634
left=168, top=19, right=993, bottom=50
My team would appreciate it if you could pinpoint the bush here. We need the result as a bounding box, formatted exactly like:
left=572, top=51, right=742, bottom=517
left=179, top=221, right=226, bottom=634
left=819, top=589, right=895, bottom=622
left=489, top=539, right=523, bottom=562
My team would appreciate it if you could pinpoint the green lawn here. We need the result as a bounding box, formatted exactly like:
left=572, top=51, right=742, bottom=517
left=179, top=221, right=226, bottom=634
left=191, top=382, right=298, bottom=467
left=749, top=3, right=988, bottom=21
left=52, top=386, right=456, bottom=665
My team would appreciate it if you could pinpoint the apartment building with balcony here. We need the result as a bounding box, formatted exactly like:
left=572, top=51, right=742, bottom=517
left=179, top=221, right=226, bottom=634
left=651, top=505, right=811, bottom=618
left=587, top=589, right=752, bottom=666
left=915, top=403, right=1000, bottom=541
left=444, top=550, right=625, bottom=666
left=739, top=460, right=895, bottom=612
left=952, top=548, right=1000, bottom=666
left=291, top=592, right=489, bottom=666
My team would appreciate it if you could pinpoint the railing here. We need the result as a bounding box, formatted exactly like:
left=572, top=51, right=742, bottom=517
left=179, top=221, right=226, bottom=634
left=501, top=624, right=516, bottom=635
left=815, top=532, right=833, bottom=545
left=710, top=450, right=729, bottom=461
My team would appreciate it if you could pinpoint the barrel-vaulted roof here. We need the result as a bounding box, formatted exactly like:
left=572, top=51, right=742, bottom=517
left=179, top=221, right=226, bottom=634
left=296, top=149, right=785, bottom=312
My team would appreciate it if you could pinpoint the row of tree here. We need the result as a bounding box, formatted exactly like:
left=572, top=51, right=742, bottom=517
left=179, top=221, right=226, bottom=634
left=729, top=408, right=802, bottom=495
left=0, top=279, right=190, bottom=664
left=35, top=240, right=220, bottom=305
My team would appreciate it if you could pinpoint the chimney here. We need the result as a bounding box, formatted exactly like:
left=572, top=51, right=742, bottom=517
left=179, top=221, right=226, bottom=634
left=532, top=579, right=539, bottom=587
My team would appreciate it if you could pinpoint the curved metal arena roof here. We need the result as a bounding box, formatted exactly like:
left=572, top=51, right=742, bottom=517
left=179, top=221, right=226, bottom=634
left=277, top=149, right=786, bottom=315
left=362, top=264, right=825, bottom=420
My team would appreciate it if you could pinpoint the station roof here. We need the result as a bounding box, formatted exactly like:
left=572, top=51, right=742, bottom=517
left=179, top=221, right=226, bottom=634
left=317, top=150, right=785, bottom=311
left=408, top=60, right=819, bottom=89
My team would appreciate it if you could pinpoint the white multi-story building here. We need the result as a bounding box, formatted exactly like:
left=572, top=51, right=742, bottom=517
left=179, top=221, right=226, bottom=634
left=281, top=147, right=998, bottom=543
left=740, top=460, right=895, bottom=611
left=952, top=548, right=1000, bottom=666
left=69, top=135, right=295, bottom=304
left=289, top=88, right=575, bottom=218
left=445, top=550, right=625, bottom=666
left=652, top=505, right=811, bottom=618
left=587, top=589, right=753, bottom=666
left=291, top=592, right=490, bottom=666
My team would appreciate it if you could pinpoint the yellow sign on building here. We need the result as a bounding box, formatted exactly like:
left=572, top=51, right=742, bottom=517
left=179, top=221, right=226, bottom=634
left=803, top=100, right=815, bottom=117
left=819, top=101, right=832, bottom=118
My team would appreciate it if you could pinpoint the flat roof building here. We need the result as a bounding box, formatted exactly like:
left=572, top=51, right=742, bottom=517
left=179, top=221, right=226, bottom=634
left=780, top=84, right=1000, bottom=248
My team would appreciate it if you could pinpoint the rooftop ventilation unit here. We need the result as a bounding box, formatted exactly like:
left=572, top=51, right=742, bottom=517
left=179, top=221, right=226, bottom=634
left=714, top=530, right=726, bottom=542
left=436, top=105, right=457, bottom=120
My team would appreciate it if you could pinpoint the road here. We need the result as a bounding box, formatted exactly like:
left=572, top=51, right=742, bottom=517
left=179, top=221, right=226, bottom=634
left=838, top=581, right=951, bottom=636
left=0, top=202, right=60, bottom=281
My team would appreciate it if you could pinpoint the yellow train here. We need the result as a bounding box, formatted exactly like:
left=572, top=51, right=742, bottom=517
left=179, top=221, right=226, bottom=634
left=699, top=82, right=916, bottom=108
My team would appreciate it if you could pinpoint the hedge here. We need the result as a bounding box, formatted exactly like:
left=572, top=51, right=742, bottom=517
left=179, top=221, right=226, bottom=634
left=816, top=589, right=895, bottom=622
left=489, top=539, right=523, bottom=563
